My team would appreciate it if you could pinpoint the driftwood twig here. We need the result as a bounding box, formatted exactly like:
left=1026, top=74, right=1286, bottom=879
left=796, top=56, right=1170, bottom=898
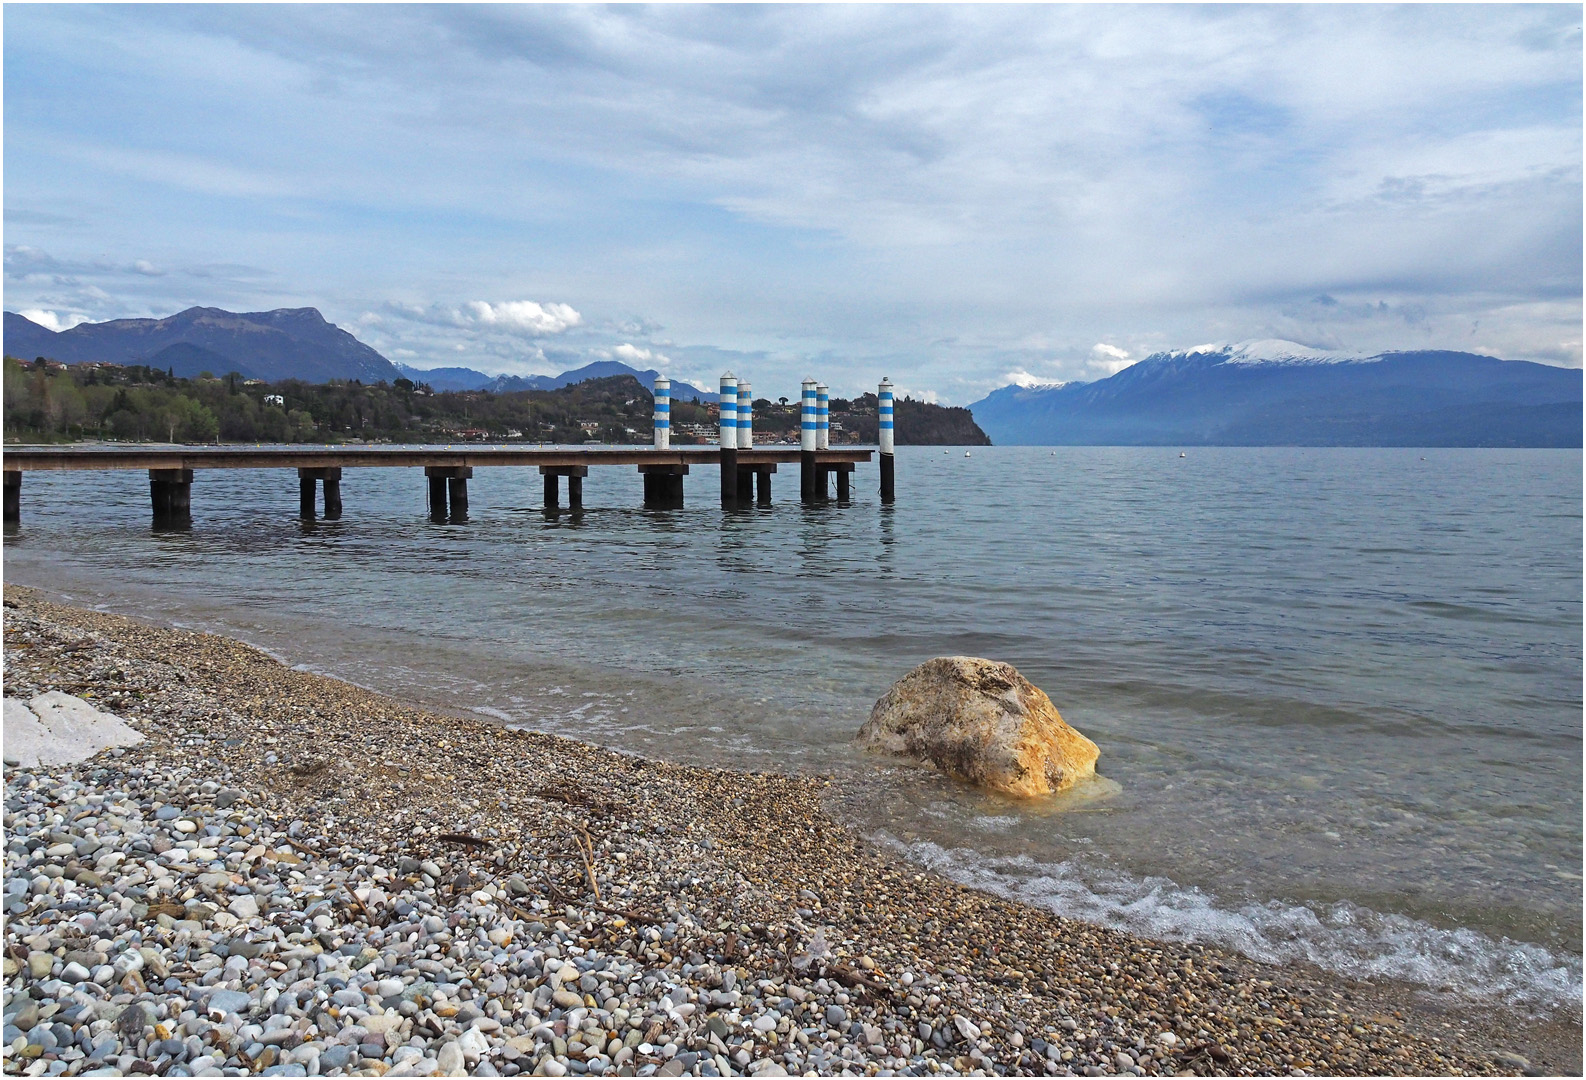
left=574, top=828, right=602, bottom=901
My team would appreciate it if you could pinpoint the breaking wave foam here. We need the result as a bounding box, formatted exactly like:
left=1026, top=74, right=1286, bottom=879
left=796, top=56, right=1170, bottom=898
left=879, top=835, right=1582, bottom=1016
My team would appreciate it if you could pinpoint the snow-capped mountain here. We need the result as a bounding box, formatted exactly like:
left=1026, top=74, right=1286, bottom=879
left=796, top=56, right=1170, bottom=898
left=1159, top=339, right=1376, bottom=366
left=968, top=346, right=1581, bottom=447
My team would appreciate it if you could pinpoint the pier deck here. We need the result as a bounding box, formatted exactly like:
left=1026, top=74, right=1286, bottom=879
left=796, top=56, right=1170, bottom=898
left=1, top=445, right=876, bottom=523
left=1, top=445, right=871, bottom=472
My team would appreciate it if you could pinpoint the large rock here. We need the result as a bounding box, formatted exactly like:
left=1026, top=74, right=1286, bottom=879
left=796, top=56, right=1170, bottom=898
left=3, top=692, right=143, bottom=767
left=856, top=657, right=1098, bottom=796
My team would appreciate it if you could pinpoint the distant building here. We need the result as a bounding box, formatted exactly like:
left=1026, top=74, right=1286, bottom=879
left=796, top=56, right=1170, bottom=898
left=263, top=394, right=285, bottom=406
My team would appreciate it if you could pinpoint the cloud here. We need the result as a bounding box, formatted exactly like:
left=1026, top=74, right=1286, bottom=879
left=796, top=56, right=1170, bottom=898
left=611, top=342, right=669, bottom=367
left=17, top=309, right=92, bottom=332
left=1087, top=343, right=1136, bottom=376
left=1, top=6, right=1577, bottom=401
left=460, top=300, right=581, bottom=335
left=387, top=299, right=582, bottom=337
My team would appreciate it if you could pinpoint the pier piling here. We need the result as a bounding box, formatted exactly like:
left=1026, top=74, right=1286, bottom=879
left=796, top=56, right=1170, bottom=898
left=298, top=473, right=317, bottom=519
left=322, top=468, right=343, bottom=520
left=878, top=378, right=895, bottom=503
left=428, top=475, right=448, bottom=521
left=150, top=469, right=195, bottom=526
left=3, top=471, right=18, bottom=523
left=817, top=383, right=830, bottom=451
left=639, top=464, right=687, bottom=508
left=298, top=467, right=343, bottom=520
left=425, top=465, right=472, bottom=521
left=755, top=468, right=772, bottom=506
left=539, top=466, right=588, bottom=512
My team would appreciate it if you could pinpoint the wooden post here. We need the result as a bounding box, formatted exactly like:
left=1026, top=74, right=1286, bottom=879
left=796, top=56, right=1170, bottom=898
left=755, top=468, right=771, bottom=506
left=735, top=466, right=753, bottom=504
left=299, top=473, right=317, bottom=520
left=836, top=466, right=851, bottom=501
left=4, top=471, right=21, bottom=524
left=544, top=473, right=559, bottom=510
left=879, top=454, right=895, bottom=503
left=322, top=467, right=343, bottom=519
left=447, top=475, right=469, bottom=518
left=567, top=474, right=583, bottom=511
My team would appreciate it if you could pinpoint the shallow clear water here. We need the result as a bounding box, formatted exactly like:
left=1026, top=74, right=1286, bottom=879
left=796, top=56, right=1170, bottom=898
left=5, top=445, right=1580, bottom=1011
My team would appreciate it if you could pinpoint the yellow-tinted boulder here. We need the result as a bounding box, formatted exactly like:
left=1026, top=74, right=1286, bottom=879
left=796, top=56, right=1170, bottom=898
left=856, top=656, right=1099, bottom=796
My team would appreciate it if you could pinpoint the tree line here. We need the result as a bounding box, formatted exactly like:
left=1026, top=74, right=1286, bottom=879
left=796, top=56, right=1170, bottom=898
left=2, top=356, right=990, bottom=445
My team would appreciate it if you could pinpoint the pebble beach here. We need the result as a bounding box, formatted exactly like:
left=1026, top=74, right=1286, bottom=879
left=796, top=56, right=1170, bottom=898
left=2, top=586, right=1578, bottom=1078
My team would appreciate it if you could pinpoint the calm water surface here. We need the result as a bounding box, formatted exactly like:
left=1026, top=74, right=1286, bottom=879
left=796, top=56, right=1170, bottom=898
left=5, top=445, right=1580, bottom=1011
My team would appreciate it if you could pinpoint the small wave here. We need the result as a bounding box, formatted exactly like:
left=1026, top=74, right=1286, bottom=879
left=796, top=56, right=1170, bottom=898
left=469, top=705, right=517, bottom=724
left=877, top=834, right=1583, bottom=1015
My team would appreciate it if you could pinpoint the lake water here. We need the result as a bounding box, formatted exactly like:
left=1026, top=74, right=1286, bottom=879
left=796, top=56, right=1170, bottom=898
left=5, top=445, right=1580, bottom=1014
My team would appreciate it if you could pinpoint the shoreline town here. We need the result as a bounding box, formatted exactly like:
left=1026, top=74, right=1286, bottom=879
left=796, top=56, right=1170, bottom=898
left=2, top=587, right=1578, bottom=1077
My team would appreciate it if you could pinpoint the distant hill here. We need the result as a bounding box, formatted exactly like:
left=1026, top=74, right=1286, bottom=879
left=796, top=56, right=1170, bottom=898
left=395, top=359, right=714, bottom=401
left=392, top=363, right=496, bottom=392
left=969, top=342, right=1583, bottom=447
left=5, top=307, right=402, bottom=384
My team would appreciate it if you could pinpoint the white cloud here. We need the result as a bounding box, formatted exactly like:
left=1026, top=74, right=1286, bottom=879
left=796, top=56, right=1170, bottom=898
left=385, top=299, right=582, bottom=337
left=612, top=342, right=669, bottom=367
left=1086, top=343, right=1136, bottom=376
left=17, top=309, right=92, bottom=332
left=2, top=6, right=1577, bottom=402
left=461, top=300, right=581, bottom=335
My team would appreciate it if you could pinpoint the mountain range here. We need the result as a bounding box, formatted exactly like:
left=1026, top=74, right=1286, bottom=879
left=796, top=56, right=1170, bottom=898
left=4, top=307, right=401, bottom=385
left=4, top=307, right=716, bottom=403
left=969, top=342, right=1583, bottom=447
left=396, top=360, right=713, bottom=402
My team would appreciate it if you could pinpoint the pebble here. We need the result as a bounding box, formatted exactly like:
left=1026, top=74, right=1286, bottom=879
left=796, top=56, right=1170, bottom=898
left=0, top=590, right=1534, bottom=1080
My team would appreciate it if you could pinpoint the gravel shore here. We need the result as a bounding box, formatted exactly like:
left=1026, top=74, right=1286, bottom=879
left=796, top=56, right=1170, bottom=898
left=2, top=587, right=1577, bottom=1077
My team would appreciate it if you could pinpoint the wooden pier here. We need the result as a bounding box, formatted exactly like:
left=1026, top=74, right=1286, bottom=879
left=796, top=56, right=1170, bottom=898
left=1, top=445, right=876, bottom=525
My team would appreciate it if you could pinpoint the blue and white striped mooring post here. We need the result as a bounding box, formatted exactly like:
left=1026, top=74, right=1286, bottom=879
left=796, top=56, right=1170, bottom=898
left=878, top=377, right=895, bottom=502
left=737, top=381, right=753, bottom=449
left=800, top=377, right=818, bottom=501
left=644, top=374, right=673, bottom=508
left=735, top=380, right=754, bottom=504
left=816, top=383, right=830, bottom=450
left=719, top=371, right=739, bottom=506
left=653, top=375, right=671, bottom=450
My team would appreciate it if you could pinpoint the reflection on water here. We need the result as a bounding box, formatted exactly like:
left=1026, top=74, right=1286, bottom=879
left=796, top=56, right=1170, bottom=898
left=4, top=445, right=1580, bottom=1010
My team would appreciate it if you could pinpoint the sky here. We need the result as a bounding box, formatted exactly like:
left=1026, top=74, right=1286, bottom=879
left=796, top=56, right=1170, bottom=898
left=4, top=4, right=1581, bottom=404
